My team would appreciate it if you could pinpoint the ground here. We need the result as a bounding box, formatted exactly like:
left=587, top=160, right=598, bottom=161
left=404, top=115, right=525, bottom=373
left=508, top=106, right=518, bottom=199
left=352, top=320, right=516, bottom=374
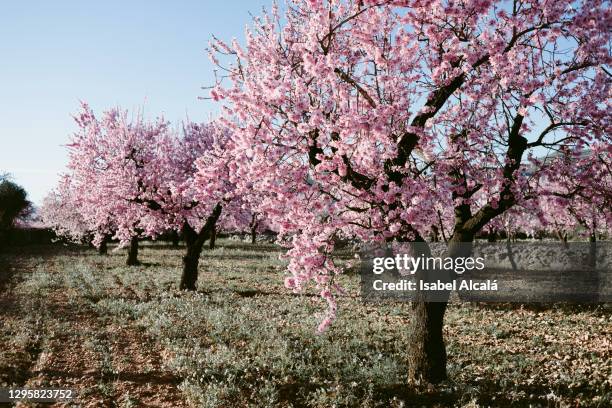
left=0, top=241, right=610, bottom=407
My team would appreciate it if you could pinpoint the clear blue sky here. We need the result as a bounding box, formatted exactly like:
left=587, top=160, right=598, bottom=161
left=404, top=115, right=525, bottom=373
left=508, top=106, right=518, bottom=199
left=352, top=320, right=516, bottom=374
left=0, top=0, right=272, bottom=205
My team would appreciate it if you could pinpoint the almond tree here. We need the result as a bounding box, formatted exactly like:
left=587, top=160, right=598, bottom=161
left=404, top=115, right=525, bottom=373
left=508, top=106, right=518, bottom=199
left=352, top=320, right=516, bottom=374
left=218, top=207, right=273, bottom=245
left=65, top=104, right=167, bottom=264
left=210, top=0, right=611, bottom=383
left=40, top=175, right=94, bottom=246
left=536, top=146, right=612, bottom=262
left=42, top=173, right=117, bottom=255
left=65, top=104, right=237, bottom=287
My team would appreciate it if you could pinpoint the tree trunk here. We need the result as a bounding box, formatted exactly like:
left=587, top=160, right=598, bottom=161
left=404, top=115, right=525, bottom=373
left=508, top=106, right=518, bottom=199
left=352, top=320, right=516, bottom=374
left=179, top=203, right=223, bottom=291
left=407, top=231, right=475, bottom=384
left=209, top=226, right=216, bottom=249
left=171, top=230, right=180, bottom=247
left=181, top=226, right=200, bottom=291
left=556, top=230, right=569, bottom=249
left=431, top=225, right=440, bottom=242
left=588, top=231, right=597, bottom=268
left=98, top=236, right=108, bottom=255
left=126, top=237, right=140, bottom=266
left=407, top=239, right=449, bottom=385
left=249, top=214, right=259, bottom=245
left=408, top=297, right=449, bottom=384
left=506, top=234, right=518, bottom=270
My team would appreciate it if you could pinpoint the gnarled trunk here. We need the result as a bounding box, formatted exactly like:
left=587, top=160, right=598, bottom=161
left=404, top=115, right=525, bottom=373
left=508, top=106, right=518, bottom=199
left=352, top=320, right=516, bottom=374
left=506, top=234, right=518, bottom=270
left=430, top=225, right=440, bottom=242
left=557, top=230, right=569, bottom=249
left=98, top=236, right=108, bottom=255
left=249, top=214, right=259, bottom=245
left=408, top=300, right=449, bottom=384
left=406, top=238, right=449, bottom=384
left=126, top=237, right=140, bottom=266
left=209, top=226, right=216, bottom=249
left=179, top=204, right=222, bottom=291
left=171, top=230, right=180, bottom=247
left=588, top=231, right=597, bottom=268
left=181, top=226, right=200, bottom=291
left=407, top=232, right=473, bottom=384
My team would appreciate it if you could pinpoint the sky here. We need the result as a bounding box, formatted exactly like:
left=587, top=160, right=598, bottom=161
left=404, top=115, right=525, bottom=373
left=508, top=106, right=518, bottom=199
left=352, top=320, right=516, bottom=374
left=0, top=0, right=272, bottom=205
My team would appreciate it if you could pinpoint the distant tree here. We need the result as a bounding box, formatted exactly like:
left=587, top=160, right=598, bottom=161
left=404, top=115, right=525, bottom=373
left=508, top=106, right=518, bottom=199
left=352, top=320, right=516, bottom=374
left=217, top=209, right=272, bottom=245
left=0, top=176, right=32, bottom=246
left=41, top=174, right=115, bottom=254
left=63, top=104, right=172, bottom=264
left=535, top=147, right=612, bottom=264
left=65, top=103, right=240, bottom=286
left=40, top=176, right=97, bottom=245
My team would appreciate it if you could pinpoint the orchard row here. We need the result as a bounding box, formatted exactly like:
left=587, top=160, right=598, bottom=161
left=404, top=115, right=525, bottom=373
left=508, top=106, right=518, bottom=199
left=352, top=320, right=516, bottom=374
left=40, top=0, right=611, bottom=384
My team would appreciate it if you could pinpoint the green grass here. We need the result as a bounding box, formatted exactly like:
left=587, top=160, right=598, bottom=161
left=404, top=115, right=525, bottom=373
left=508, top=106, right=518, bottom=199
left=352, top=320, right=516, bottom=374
left=0, top=241, right=610, bottom=407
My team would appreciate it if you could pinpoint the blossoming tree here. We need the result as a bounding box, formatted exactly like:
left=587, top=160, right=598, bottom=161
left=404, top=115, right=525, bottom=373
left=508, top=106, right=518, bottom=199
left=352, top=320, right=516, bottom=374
left=535, top=146, right=612, bottom=261
left=63, top=104, right=171, bottom=265
left=40, top=175, right=94, bottom=246
left=209, top=0, right=611, bottom=383
left=65, top=104, right=239, bottom=286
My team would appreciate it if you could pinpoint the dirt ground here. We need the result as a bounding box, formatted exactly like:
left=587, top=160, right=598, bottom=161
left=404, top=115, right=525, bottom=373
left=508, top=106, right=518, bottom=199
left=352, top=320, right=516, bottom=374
left=0, top=242, right=610, bottom=407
